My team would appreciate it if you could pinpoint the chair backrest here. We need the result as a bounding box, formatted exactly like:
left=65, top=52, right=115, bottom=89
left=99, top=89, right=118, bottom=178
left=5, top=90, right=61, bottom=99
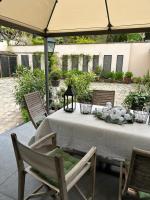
left=24, top=91, right=47, bottom=128
left=11, top=133, right=59, bottom=181
left=92, top=90, right=115, bottom=106
left=125, top=148, right=150, bottom=194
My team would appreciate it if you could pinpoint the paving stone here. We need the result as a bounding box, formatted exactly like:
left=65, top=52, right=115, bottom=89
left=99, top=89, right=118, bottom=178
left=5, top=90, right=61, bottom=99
left=0, top=193, right=14, bottom=200
left=0, top=78, right=23, bottom=134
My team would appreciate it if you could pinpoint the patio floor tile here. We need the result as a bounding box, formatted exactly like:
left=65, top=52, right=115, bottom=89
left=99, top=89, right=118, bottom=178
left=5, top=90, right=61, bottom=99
left=0, top=122, right=119, bottom=200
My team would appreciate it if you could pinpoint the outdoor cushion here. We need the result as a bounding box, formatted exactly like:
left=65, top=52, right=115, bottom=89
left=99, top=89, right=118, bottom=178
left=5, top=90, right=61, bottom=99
left=139, top=192, right=150, bottom=199
left=31, top=148, right=80, bottom=187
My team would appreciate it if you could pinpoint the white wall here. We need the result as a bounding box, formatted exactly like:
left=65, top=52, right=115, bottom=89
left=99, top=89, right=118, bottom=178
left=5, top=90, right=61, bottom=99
left=55, top=43, right=131, bottom=72
left=10, top=43, right=131, bottom=73
left=129, top=43, right=150, bottom=77
left=2, top=42, right=150, bottom=76
left=0, top=41, right=7, bottom=51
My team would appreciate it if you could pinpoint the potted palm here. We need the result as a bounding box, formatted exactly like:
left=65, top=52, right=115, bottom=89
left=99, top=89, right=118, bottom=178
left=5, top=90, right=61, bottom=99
left=50, top=68, right=61, bottom=87
left=124, top=71, right=133, bottom=84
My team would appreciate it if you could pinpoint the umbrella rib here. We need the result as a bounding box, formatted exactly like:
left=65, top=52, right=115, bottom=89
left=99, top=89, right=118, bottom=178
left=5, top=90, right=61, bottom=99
left=104, top=0, right=112, bottom=31
left=44, top=0, right=58, bottom=34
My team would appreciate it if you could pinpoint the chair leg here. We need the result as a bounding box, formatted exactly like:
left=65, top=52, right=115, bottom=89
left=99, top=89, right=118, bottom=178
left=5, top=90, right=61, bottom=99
left=18, top=171, right=25, bottom=200
left=89, top=153, right=96, bottom=200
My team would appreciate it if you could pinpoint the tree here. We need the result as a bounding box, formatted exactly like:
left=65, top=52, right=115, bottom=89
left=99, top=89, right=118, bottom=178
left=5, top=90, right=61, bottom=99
left=106, top=34, right=127, bottom=42
left=56, top=35, right=107, bottom=44
left=127, top=33, right=143, bottom=42
left=0, top=26, right=32, bottom=45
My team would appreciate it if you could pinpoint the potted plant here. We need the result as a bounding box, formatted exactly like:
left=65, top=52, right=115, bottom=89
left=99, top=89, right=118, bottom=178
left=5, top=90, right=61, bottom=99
left=123, top=92, right=150, bottom=111
left=94, top=65, right=102, bottom=81
left=78, top=91, right=93, bottom=114
left=124, top=71, right=133, bottom=84
left=50, top=68, right=61, bottom=87
left=100, top=71, right=115, bottom=83
left=114, top=72, right=124, bottom=83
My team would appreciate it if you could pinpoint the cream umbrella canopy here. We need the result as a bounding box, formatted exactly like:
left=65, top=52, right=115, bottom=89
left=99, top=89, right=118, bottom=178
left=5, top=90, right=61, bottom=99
left=1, top=0, right=150, bottom=36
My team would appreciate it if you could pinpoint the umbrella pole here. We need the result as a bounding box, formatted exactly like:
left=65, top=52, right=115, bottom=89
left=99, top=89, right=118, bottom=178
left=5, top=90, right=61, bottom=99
left=44, top=37, right=49, bottom=114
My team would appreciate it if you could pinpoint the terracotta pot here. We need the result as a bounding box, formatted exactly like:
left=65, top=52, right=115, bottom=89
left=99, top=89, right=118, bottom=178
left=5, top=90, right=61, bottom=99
left=124, top=77, right=132, bottom=84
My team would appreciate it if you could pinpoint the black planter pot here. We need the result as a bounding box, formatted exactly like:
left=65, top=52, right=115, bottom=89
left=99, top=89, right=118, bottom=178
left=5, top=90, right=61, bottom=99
left=51, top=80, right=60, bottom=87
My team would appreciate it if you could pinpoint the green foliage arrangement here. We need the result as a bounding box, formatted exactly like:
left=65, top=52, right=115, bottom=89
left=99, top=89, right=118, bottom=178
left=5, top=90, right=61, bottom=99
left=14, top=66, right=45, bottom=121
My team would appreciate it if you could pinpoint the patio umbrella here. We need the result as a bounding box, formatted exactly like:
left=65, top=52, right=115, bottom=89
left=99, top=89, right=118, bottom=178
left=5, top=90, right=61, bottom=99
left=1, top=0, right=150, bottom=36
left=1, top=0, right=150, bottom=112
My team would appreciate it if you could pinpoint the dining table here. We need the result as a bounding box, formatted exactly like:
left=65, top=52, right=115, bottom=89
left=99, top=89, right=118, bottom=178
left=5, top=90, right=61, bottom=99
left=35, top=103, right=150, bottom=162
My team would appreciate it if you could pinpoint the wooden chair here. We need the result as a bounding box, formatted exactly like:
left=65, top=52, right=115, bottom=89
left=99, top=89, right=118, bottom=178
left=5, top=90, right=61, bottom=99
left=11, top=133, right=96, bottom=200
left=92, top=90, right=115, bottom=106
left=119, top=148, right=150, bottom=200
left=24, top=91, right=47, bottom=129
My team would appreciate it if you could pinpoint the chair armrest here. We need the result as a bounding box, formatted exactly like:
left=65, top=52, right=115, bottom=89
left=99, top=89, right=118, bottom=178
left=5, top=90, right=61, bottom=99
left=65, top=146, right=96, bottom=184
left=30, top=132, right=57, bottom=153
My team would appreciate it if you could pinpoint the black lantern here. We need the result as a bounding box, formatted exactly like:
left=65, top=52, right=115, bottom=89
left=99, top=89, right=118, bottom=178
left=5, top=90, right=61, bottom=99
left=64, top=85, right=76, bottom=113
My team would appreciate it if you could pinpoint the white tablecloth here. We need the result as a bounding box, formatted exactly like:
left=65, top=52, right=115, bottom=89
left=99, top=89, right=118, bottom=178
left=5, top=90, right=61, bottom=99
left=35, top=103, right=150, bottom=160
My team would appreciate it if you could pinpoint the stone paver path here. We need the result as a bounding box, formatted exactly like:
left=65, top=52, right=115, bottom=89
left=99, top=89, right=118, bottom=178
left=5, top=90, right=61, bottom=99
left=0, top=78, right=23, bottom=134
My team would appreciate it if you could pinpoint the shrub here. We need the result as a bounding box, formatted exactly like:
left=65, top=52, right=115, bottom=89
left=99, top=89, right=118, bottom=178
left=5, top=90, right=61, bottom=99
left=49, top=69, right=61, bottom=80
left=61, top=70, right=68, bottom=79
left=123, top=92, right=150, bottom=110
left=64, top=72, right=95, bottom=99
left=94, top=65, right=102, bottom=76
left=132, top=77, right=142, bottom=84
left=15, top=66, right=45, bottom=109
left=21, top=108, right=30, bottom=122
left=77, top=90, right=92, bottom=103
left=100, top=71, right=115, bottom=80
left=142, top=71, right=150, bottom=84
left=124, top=71, right=133, bottom=78
left=114, top=72, right=124, bottom=81
left=49, top=53, right=59, bottom=69
left=66, top=69, right=84, bottom=76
